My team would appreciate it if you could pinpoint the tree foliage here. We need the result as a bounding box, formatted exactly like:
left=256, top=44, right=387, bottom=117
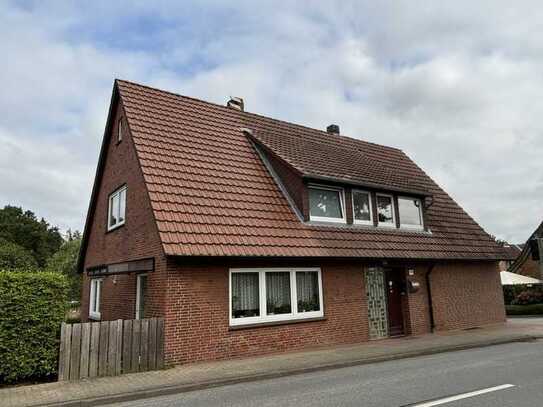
left=46, top=233, right=82, bottom=300
left=0, top=206, right=63, bottom=268
left=0, top=238, right=39, bottom=271
left=0, top=271, right=68, bottom=382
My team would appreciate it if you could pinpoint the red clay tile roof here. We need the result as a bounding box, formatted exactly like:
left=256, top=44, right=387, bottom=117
left=117, top=79, right=506, bottom=260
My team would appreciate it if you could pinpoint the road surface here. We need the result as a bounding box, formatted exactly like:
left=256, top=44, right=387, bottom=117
left=109, top=339, right=543, bottom=406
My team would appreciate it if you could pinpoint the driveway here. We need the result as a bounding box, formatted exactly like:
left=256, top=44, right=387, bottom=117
left=109, top=340, right=543, bottom=407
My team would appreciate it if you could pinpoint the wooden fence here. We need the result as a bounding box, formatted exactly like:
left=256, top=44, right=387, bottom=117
left=58, top=318, right=164, bottom=381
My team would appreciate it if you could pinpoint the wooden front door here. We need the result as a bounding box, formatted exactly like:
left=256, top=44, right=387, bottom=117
left=385, top=267, right=405, bottom=337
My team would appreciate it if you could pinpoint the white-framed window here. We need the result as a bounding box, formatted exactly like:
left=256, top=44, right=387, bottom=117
left=108, top=185, right=127, bottom=231
left=89, top=278, right=103, bottom=320
left=118, top=120, right=123, bottom=143
left=352, top=190, right=373, bottom=225
left=398, top=196, right=424, bottom=230
left=135, top=273, right=148, bottom=320
left=308, top=185, right=346, bottom=223
left=376, top=193, right=396, bottom=227
left=229, top=268, right=324, bottom=326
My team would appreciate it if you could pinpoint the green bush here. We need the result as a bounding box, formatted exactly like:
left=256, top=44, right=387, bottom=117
left=506, top=304, right=543, bottom=315
left=0, top=270, right=68, bottom=383
left=503, top=284, right=543, bottom=305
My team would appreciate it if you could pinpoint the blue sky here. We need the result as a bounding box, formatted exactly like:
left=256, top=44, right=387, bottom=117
left=1, top=1, right=542, bottom=242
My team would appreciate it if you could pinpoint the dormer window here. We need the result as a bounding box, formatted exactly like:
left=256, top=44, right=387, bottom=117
left=308, top=185, right=346, bottom=223
left=376, top=193, right=395, bottom=227
left=108, top=185, right=126, bottom=231
left=352, top=190, right=373, bottom=225
left=398, top=197, right=424, bottom=230
left=118, top=120, right=123, bottom=143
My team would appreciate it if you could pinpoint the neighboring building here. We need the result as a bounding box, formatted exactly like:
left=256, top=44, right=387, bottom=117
left=498, top=243, right=523, bottom=271
left=509, top=222, right=543, bottom=279
left=78, top=80, right=507, bottom=366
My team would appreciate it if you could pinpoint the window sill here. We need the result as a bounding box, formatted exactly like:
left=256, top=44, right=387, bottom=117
left=229, top=316, right=326, bottom=331
left=106, top=222, right=125, bottom=234
left=89, top=314, right=101, bottom=321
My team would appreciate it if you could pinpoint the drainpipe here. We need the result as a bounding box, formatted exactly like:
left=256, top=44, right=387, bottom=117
left=425, top=264, right=436, bottom=332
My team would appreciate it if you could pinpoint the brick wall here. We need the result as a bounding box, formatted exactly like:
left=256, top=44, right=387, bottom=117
left=161, top=259, right=503, bottom=365
left=80, top=97, right=167, bottom=322
left=163, top=260, right=369, bottom=365
left=430, top=261, right=506, bottom=331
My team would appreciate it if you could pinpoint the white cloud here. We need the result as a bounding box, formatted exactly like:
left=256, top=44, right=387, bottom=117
left=0, top=1, right=541, bottom=242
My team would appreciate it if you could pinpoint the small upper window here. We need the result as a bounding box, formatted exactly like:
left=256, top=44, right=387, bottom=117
left=308, top=186, right=345, bottom=223
left=398, top=197, right=424, bottom=229
left=376, top=194, right=395, bottom=227
left=118, top=120, right=123, bottom=143
left=352, top=190, right=373, bottom=225
left=108, top=185, right=127, bottom=230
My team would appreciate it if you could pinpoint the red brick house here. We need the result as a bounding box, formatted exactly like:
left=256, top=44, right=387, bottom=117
left=509, top=221, right=543, bottom=279
left=78, top=79, right=507, bottom=366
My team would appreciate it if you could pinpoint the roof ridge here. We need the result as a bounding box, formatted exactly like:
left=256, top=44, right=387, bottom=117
left=115, top=78, right=402, bottom=153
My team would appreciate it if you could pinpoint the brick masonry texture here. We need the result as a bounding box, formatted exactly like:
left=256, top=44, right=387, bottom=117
left=81, top=98, right=167, bottom=322
left=79, top=80, right=506, bottom=366
left=158, top=258, right=502, bottom=365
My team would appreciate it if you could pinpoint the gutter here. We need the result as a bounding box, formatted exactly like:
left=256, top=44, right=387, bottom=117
left=425, top=264, right=436, bottom=332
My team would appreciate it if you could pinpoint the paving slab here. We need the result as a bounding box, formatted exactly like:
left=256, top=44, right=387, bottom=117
left=2, top=320, right=543, bottom=407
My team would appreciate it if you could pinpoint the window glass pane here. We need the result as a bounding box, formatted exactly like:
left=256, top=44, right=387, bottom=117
left=138, top=275, right=147, bottom=319
left=118, top=121, right=123, bottom=141
left=118, top=189, right=126, bottom=223
left=296, top=272, right=320, bottom=312
left=231, top=273, right=260, bottom=318
left=109, top=194, right=118, bottom=226
left=353, top=191, right=371, bottom=222
left=399, top=198, right=422, bottom=226
left=266, top=272, right=292, bottom=315
left=377, top=195, right=394, bottom=224
left=91, top=280, right=100, bottom=313
left=309, top=188, right=343, bottom=219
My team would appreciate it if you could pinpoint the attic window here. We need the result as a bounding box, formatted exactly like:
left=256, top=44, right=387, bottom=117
left=308, top=185, right=346, bottom=223
left=398, top=197, right=423, bottom=230
left=118, top=120, right=123, bottom=143
left=108, top=185, right=126, bottom=231
left=376, top=194, right=395, bottom=227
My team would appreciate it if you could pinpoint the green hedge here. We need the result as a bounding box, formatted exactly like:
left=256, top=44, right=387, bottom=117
left=503, top=284, right=543, bottom=305
left=506, top=304, right=543, bottom=315
left=0, top=271, right=68, bottom=382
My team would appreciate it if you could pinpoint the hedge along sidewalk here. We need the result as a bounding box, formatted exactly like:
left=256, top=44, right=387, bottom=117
left=0, top=271, right=68, bottom=383
left=3, top=320, right=543, bottom=407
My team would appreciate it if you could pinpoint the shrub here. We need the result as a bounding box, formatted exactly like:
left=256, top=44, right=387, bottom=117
left=503, top=284, right=543, bottom=305
left=512, top=289, right=543, bottom=305
left=0, top=270, right=68, bottom=383
left=506, top=304, right=543, bottom=315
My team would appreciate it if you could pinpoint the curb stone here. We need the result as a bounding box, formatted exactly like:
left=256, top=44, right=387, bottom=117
left=38, top=334, right=540, bottom=407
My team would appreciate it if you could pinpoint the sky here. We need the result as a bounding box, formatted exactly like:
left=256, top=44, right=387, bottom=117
left=0, top=1, right=542, bottom=243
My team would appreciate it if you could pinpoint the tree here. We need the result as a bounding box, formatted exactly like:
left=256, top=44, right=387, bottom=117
left=0, top=206, right=63, bottom=268
left=0, top=238, right=39, bottom=271
left=45, top=235, right=82, bottom=300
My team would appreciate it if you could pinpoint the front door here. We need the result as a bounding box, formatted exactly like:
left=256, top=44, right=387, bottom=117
left=385, top=267, right=405, bottom=337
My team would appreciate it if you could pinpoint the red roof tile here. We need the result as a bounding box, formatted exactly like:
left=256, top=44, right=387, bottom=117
left=117, top=79, right=505, bottom=260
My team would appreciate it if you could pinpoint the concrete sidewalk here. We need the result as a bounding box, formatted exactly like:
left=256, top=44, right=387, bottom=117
left=3, top=319, right=543, bottom=407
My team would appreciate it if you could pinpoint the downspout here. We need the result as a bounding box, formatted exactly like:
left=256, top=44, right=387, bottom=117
left=425, top=264, right=436, bottom=332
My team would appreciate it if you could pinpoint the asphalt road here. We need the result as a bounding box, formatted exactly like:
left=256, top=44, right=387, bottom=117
left=109, top=340, right=543, bottom=407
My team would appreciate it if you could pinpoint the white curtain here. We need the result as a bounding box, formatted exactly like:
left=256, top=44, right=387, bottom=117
left=232, top=273, right=259, bottom=316
left=296, top=272, right=319, bottom=312
left=266, top=272, right=291, bottom=314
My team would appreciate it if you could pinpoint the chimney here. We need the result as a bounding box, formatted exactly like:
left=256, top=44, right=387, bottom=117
left=227, top=97, right=244, bottom=111
left=326, top=124, right=340, bottom=135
